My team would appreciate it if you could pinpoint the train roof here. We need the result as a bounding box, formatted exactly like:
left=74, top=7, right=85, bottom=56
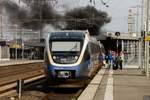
left=48, top=30, right=88, bottom=33
left=47, top=30, right=99, bottom=44
left=48, top=30, right=89, bottom=35
left=48, top=30, right=90, bottom=40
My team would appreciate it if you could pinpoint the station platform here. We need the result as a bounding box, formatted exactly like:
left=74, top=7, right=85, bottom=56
left=78, top=67, right=150, bottom=100
left=1, top=60, right=150, bottom=100
left=0, top=59, right=43, bottom=66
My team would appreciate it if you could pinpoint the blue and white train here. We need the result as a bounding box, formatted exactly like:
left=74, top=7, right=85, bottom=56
left=44, top=30, right=104, bottom=87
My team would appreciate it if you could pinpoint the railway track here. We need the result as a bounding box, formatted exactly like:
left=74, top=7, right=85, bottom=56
left=0, top=62, right=43, bottom=78
left=0, top=61, right=82, bottom=100
left=0, top=62, right=44, bottom=86
left=0, top=76, right=84, bottom=100
left=0, top=74, right=45, bottom=97
left=0, top=61, right=45, bottom=97
left=0, top=61, right=100, bottom=100
left=43, top=88, right=82, bottom=100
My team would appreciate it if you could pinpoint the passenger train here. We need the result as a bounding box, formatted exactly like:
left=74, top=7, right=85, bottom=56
left=44, top=30, right=104, bottom=87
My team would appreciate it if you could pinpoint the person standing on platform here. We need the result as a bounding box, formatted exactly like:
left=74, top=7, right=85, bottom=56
left=105, top=54, right=109, bottom=68
left=118, top=51, right=124, bottom=70
left=98, top=52, right=103, bottom=66
left=108, top=50, right=113, bottom=69
left=102, top=53, right=106, bottom=68
left=113, top=52, right=119, bottom=70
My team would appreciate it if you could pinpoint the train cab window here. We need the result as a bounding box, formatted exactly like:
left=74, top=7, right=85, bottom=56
left=48, top=31, right=85, bottom=64
left=49, top=41, right=82, bottom=64
left=51, top=42, right=81, bottom=52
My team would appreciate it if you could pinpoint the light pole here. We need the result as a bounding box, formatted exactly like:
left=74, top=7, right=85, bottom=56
left=39, top=2, right=42, bottom=40
left=21, top=28, right=24, bottom=60
left=0, top=15, right=2, bottom=39
left=115, top=32, right=120, bottom=56
left=145, top=0, right=150, bottom=77
left=15, top=24, right=18, bottom=60
left=139, top=0, right=144, bottom=70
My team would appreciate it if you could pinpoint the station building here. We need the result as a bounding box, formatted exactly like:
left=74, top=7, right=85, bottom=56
left=8, top=39, right=44, bottom=60
left=97, top=32, right=139, bottom=68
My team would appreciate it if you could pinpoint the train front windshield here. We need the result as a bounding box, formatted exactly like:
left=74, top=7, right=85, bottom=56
left=50, top=41, right=82, bottom=64
left=52, top=42, right=80, bottom=52
left=49, top=32, right=84, bottom=64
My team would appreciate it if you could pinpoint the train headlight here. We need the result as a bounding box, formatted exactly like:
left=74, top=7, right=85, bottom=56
left=75, top=56, right=78, bottom=60
left=53, top=56, right=56, bottom=59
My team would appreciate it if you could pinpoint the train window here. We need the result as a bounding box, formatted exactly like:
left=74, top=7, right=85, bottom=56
left=84, top=44, right=90, bottom=61
left=88, top=43, right=92, bottom=54
left=89, top=43, right=100, bottom=54
left=51, top=42, right=81, bottom=52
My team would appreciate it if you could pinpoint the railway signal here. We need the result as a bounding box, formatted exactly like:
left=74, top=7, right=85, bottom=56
left=115, top=32, right=120, bottom=55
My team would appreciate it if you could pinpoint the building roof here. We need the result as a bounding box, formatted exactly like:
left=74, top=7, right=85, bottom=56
left=106, top=32, right=138, bottom=40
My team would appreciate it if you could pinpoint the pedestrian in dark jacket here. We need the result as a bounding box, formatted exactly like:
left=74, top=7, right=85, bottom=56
left=118, top=56, right=123, bottom=70
left=118, top=51, right=123, bottom=70
left=107, top=51, right=113, bottom=69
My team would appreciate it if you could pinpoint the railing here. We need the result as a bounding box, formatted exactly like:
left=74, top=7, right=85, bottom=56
left=0, top=74, right=45, bottom=98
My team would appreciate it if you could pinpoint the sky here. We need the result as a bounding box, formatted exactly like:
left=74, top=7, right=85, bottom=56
left=101, top=0, right=140, bottom=33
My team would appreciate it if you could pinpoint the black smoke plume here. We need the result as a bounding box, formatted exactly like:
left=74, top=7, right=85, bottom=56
left=22, top=1, right=61, bottom=30
left=0, top=0, right=61, bottom=30
left=64, top=5, right=111, bottom=35
left=1, top=1, right=27, bottom=24
left=0, top=0, right=111, bottom=36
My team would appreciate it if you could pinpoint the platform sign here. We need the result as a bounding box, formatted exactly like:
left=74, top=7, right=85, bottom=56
left=144, top=36, right=150, bottom=41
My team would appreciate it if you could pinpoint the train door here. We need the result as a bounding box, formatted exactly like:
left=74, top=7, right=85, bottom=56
left=87, top=42, right=95, bottom=77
